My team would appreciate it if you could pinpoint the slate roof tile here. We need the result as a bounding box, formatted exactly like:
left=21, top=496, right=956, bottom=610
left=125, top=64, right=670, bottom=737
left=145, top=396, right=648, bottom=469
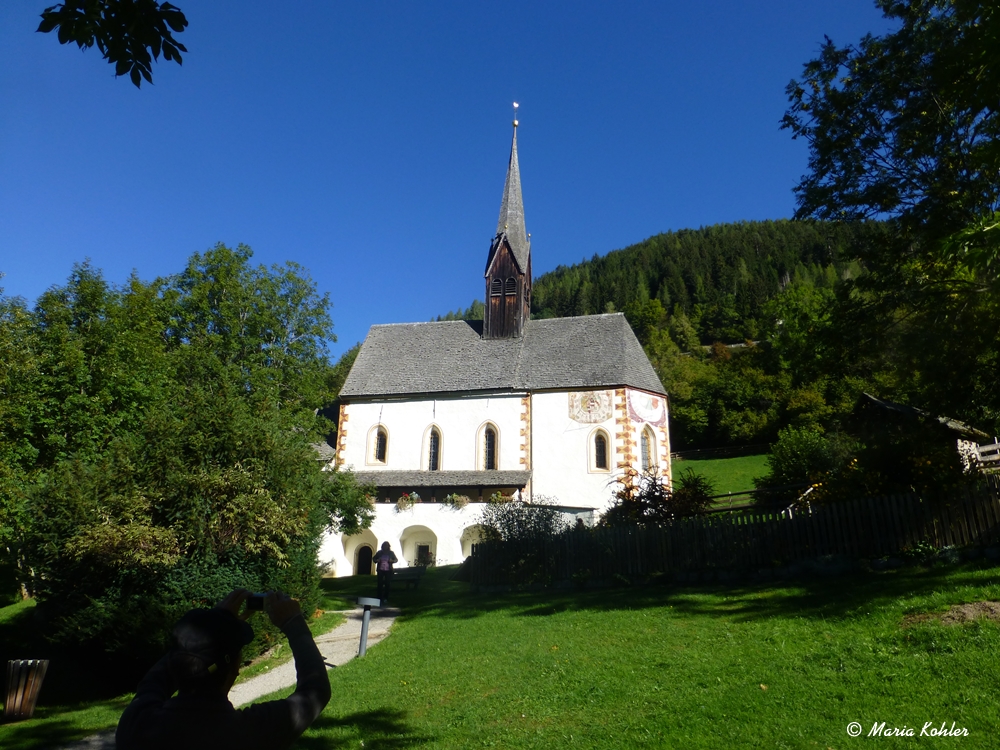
left=340, top=313, right=665, bottom=397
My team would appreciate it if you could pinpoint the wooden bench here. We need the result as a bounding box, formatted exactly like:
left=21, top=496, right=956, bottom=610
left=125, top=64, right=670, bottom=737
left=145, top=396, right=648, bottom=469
left=393, top=566, right=427, bottom=589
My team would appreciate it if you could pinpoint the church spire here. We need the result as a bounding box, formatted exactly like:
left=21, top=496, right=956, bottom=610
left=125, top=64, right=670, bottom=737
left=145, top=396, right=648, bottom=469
left=483, top=104, right=532, bottom=340
left=495, top=106, right=529, bottom=272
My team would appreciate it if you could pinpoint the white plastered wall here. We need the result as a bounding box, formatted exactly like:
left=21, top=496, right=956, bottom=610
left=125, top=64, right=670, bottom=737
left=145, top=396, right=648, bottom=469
left=529, top=388, right=670, bottom=512
left=529, top=390, right=619, bottom=511
left=339, top=394, right=524, bottom=472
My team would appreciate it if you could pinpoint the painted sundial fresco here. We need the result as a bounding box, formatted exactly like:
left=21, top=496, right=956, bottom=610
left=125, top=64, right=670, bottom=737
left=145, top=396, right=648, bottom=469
left=628, top=390, right=666, bottom=427
left=568, top=390, right=613, bottom=423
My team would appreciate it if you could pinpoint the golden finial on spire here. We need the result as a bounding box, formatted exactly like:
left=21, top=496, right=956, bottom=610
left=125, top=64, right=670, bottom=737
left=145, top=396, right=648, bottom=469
left=513, top=101, right=519, bottom=128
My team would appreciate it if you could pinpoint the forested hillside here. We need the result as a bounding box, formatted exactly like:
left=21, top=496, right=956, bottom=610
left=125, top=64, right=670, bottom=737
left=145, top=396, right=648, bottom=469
left=439, top=219, right=876, bottom=346
left=533, top=220, right=875, bottom=343
left=434, top=220, right=882, bottom=453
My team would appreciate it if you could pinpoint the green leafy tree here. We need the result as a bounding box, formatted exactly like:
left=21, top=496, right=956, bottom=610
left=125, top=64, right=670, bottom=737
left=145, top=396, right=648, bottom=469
left=782, top=0, right=1000, bottom=243
left=38, top=0, right=188, bottom=87
left=651, top=345, right=714, bottom=448
left=329, top=343, right=360, bottom=396
left=666, top=306, right=702, bottom=354
left=709, top=344, right=790, bottom=445
left=782, top=0, right=1000, bottom=440
left=761, top=285, right=835, bottom=378
left=0, top=296, right=38, bottom=600
left=623, top=298, right=666, bottom=347
left=753, top=426, right=840, bottom=502
left=2, top=246, right=371, bottom=658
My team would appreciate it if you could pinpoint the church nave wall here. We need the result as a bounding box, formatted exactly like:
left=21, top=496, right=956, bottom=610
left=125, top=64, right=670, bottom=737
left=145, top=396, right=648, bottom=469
left=530, top=390, right=619, bottom=511
left=339, top=394, right=525, bottom=472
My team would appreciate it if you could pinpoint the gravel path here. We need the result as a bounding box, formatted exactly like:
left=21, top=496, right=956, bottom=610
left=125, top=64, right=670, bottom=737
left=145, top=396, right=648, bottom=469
left=54, top=606, right=399, bottom=750
left=229, top=606, right=398, bottom=706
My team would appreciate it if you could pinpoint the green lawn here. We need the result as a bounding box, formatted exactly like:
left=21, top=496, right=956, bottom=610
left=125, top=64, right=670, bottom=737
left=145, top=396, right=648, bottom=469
left=675, top=453, right=769, bottom=496
left=6, top=563, right=1000, bottom=748
left=284, top=565, right=1000, bottom=749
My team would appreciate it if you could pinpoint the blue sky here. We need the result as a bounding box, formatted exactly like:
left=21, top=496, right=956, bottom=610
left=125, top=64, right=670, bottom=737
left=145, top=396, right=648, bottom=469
left=0, top=1, right=891, bottom=358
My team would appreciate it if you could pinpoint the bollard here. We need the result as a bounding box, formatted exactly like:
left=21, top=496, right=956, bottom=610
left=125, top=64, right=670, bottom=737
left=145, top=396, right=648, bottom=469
left=357, top=597, right=381, bottom=657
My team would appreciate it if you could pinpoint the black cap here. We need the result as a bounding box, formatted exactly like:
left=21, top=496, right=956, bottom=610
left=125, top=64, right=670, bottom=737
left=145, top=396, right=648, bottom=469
left=172, top=608, right=254, bottom=674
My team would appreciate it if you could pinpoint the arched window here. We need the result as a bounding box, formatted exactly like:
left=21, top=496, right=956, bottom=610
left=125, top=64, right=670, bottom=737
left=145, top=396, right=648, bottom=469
left=594, top=433, right=608, bottom=470
left=640, top=428, right=656, bottom=471
left=490, top=278, right=502, bottom=297
left=428, top=428, right=441, bottom=471
left=505, top=277, right=516, bottom=295
left=375, top=428, right=388, bottom=463
left=484, top=426, right=497, bottom=470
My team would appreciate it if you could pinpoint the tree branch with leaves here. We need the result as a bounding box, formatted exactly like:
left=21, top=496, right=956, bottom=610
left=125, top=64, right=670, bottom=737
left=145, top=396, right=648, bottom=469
left=38, top=0, right=188, bottom=87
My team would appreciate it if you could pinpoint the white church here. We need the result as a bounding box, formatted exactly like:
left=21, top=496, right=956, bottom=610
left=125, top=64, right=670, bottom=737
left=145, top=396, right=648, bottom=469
left=320, top=119, right=670, bottom=576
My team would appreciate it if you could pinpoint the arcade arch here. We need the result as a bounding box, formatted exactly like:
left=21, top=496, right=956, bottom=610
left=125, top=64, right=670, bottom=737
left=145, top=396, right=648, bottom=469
left=460, top=525, right=484, bottom=559
left=342, top=529, right=378, bottom=575
left=400, top=525, right=438, bottom=567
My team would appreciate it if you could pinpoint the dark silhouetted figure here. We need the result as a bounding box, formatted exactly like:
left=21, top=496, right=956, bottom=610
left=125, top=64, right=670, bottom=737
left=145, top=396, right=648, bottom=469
left=373, top=541, right=398, bottom=603
left=116, top=589, right=330, bottom=750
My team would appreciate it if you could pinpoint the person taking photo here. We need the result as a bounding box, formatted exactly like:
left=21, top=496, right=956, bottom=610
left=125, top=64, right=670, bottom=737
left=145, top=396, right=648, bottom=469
left=116, top=589, right=330, bottom=750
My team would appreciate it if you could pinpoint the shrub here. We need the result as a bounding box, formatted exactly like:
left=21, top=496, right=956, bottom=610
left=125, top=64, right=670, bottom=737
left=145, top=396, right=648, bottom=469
left=753, top=426, right=848, bottom=505
left=754, top=417, right=976, bottom=505
left=474, top=496, right=567, bottom=585
left=671, top=468, right=717, bottom=515
left=758, top=426, right=837, bottom=486
left=477, top=496, right=565, bottom=542
left=602, top=468, right=713, bottom=527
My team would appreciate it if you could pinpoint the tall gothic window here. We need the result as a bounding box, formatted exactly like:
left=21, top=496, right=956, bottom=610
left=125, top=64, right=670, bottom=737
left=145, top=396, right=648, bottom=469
left=484, top=426, right=497, bottom=470
left=375, top=428, right=388, bottom=463
left=594, top=433, right=608, bottom=470
left=640, top=428, right=656, bottom=471
left=505, top=277, right=516, bottom=295
left=428, top=429, right=441, bottom=471
left=490, top=278, right=502, bottom=297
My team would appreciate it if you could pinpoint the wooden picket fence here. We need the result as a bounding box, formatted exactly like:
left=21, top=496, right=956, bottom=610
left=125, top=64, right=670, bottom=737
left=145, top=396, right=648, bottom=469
left=469, top=486, right=1000, bottom=587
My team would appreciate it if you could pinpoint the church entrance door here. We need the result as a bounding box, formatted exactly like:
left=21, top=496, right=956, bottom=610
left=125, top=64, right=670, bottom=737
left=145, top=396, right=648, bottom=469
left=356, top=545, right=373, bottom=575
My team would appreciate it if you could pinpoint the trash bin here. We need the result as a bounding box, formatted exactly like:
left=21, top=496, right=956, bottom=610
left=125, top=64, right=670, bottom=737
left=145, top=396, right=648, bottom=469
left=5, top=659, right=49, bottom=720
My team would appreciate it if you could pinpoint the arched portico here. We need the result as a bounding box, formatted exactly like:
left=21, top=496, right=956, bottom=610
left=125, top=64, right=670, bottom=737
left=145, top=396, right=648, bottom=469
left=355, top=544, right=374, bottom=576
left=400, top=525, right=438, bottom=567
left=342, top=529, right=378, bottom=576
left=460, top=524, right=484, bottom=559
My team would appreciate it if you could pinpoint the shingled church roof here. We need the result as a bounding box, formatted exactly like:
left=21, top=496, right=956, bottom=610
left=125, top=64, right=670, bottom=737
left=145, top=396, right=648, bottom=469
left=340, top=313, right=666, bottom=398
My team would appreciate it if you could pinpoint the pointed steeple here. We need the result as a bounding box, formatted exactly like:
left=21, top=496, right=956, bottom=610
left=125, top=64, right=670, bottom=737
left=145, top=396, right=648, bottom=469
left=495, top=123, right=530, bottom=272
left=483, top=106, right=532, bottom=340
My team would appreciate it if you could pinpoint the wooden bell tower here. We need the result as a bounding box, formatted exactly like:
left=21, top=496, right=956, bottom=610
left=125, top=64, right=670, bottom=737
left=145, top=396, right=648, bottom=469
left=484, top=109, right=531, bottom=340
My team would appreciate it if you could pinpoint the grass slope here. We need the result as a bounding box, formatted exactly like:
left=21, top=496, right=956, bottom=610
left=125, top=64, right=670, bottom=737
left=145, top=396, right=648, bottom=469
left=675, top=453, right=769, bottom=496
left=289, top=565, right=1000, bottom=749
left=5, top=563, right=1000, bottom=748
